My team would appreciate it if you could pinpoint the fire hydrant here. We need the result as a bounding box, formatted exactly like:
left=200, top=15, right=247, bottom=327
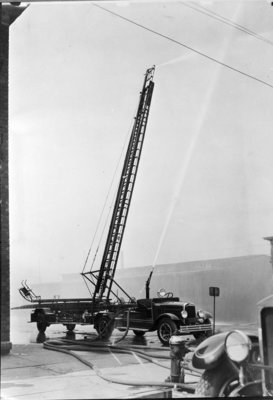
left=167, top=334, right=190, bottom=384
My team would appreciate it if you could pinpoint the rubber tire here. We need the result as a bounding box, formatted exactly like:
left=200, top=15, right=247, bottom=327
left=157, top=318, right=177, bottom=345
left=37, top=322, right=47, bottom=333
left=65, top=324, right=76, bottom=332
left=133, top=330, right=146, bottom=337
left=195, top=361, right=239, bottom=397
left=96, top=316, right=114, bottom=340
left=193, top=332, right=203, bottom=339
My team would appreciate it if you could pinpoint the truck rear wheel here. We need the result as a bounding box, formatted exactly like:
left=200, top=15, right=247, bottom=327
left=37, top=322, right=47, bottom=333
left=96, top=316, right=114, bottom=340
left=133, top=330, right=146, bottom=337
left=157, top=318, right=177, bottom=345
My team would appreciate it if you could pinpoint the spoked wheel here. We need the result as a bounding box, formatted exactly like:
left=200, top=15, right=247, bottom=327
left=133, top=330, right=146, bottom=337
left=96, top=316, right=114, bottom=340
left=157, top=318, right=177, bottom=345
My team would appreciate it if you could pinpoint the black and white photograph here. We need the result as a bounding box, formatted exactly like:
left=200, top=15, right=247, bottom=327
left=1, top=0, right=273, bottom=398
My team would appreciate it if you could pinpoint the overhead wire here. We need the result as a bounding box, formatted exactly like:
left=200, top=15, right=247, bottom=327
left=180, top=1, right=273, bottom=47
left=92, top=3, right=273, bottom=90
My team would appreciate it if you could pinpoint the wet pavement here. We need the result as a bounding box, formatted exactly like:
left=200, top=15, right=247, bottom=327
left=1, top=309, right=258, bottom=399
left=1, top=342, right=177, bottom=399
left=1, top=331, right=196, bottom=399
left=1, top=310, right=201, bottom=399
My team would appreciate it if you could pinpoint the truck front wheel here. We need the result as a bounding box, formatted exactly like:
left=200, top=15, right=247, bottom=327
left=157, top=318, right=177, bottom=345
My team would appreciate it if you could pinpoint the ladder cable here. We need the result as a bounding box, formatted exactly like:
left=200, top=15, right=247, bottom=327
left=82, top=108, right=138, bottom=274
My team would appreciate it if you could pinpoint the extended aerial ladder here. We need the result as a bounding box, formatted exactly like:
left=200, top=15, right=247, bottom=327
left=82, top=66, right=155, bottom=306
left=19, top=66, right=155, bottom=317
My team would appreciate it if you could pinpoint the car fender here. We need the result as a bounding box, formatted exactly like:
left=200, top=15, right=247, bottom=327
left=229, top=381, right=263, bottom=397
left=192, top=331, right=229, bottom=370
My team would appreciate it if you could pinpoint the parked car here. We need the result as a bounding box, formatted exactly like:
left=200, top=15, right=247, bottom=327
left=192, top=294, right=273, bottom=397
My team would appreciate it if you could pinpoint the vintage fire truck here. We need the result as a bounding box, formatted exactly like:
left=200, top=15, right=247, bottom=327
left=19, top=67, right=212, bottom=345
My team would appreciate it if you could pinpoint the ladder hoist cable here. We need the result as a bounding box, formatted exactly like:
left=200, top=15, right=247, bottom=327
left=82, top=110, right=138, bottom=275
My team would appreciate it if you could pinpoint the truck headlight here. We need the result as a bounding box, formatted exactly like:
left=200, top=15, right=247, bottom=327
left=197, top=310, right=205, bottom=318
left=225, top=330, right=251, bottom=363
left=181, top=310, right=188, bottom=318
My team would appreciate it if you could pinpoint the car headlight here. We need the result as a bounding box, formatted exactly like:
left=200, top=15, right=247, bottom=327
left=198, top=310, right=205, bottom=318
left=225, top=330, right=251, bottom=363
left=181, top=310, right=188, bottom=318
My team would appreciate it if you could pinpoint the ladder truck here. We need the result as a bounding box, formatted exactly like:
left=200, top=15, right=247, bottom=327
left=81, top=66, right=155, bottom=307
left=19, top=66, right=212, bottom=345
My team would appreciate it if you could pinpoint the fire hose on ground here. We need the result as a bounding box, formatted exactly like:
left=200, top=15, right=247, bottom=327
left=42, top=311, right=201, bottom=393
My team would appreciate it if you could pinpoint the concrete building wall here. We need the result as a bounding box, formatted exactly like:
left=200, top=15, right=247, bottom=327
left=115, top=255, right=273, bottom=324
left=28, top=254, right=273, bottom=326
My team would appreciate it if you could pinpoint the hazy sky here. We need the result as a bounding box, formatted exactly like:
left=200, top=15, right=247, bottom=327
left=9, top=1, right=273, bottom=292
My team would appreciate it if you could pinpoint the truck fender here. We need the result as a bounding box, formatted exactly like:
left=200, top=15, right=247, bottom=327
left=94, top=312, right=115, bottom=329
left=94, top=312, right=105, bottom=323
left=31, top=308, right=53, bottom=325
left=192, top=331, right=228, bottom=370
left=203, top=311, right=213, bottom=319
left=153, top=313, right=180, bottom=329
left=33, top=307, right=52, bottom=315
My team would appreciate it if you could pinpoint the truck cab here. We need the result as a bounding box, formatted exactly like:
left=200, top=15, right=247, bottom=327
left=115, top=288, right=212, bottom=345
